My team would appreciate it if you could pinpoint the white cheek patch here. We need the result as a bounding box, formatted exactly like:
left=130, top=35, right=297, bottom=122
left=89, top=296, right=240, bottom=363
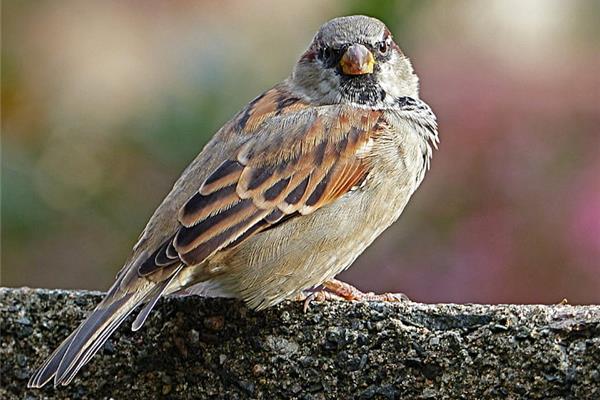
left=378, top=66, right=401, bottom=99
left=375, top=52, right=406, bottom=101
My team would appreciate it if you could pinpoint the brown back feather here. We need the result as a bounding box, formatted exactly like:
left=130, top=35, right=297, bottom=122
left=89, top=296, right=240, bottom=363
left=138, top=85, right=384, bottom=275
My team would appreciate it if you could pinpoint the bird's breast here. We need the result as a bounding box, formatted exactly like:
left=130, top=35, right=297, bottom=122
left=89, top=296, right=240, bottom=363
left=208, top=123, right=427, bottom=309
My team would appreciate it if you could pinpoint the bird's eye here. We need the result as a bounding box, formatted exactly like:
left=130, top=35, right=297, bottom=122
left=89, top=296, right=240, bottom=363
left=320, top=46, right=333, bottom=61
left=378, top=41, right=389, bottom=55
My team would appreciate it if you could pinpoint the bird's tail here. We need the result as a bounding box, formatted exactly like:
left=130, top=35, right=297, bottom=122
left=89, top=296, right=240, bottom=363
left=28, top=267, right=181, bottom=388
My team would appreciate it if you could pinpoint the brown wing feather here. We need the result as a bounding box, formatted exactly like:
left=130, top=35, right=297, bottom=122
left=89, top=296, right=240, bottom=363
left=138, top=85, right=384, bottom=275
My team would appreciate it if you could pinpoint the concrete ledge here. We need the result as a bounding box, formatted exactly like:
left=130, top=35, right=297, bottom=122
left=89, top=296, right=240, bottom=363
left=1, top=287, right=599, bottom=399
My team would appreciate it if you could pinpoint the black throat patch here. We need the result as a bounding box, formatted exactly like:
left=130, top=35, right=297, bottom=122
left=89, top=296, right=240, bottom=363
left=339, top=73, right=386, bottom=106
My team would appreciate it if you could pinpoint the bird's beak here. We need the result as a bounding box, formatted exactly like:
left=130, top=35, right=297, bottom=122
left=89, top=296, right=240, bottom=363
left=339, top=44, right=375, bottom=75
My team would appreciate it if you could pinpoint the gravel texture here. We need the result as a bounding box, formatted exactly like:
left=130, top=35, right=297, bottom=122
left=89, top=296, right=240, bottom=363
left=1, top=287, right=599, bottom=399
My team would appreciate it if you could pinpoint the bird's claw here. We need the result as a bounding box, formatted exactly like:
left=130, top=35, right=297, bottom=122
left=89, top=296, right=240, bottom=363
left=296, top=278, right=410, bottom=312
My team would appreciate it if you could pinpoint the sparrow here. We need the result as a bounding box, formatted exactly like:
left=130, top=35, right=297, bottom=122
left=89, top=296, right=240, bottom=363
left=28, top=15, right=438, bottom=388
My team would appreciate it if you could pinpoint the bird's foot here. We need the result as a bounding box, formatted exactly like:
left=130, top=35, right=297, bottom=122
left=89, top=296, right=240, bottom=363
left=297, top=278, right=410, bottom=312
left=295, top=291, right=345, bottom=313
left=323, top=278, right=410, bottom=302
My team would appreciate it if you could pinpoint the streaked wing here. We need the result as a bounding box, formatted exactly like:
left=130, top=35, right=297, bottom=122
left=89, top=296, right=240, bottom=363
left=138, top=90, right=385, bottom=274
left=28, top=86, right=387, bottom=388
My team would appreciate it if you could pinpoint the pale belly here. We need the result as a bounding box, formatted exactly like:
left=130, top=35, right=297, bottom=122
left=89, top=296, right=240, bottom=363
left=172, top=120, right=430, bottom=309
left=209, top=160, right=421, bottom=309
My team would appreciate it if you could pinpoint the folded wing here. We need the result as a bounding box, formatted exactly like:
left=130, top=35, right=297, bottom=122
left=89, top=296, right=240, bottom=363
left=28, top=85, right=386, bottom=388
left=139, top=106, right=385, bottom=274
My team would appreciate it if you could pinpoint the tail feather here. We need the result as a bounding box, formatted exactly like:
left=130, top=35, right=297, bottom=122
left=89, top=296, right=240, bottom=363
left=28, top=290, right=141, bottom=388
left=28, top=280, right=156, bottom=388
left=27, top=329, right=79, bottom=388
left=28, top=264, right=186, bottom=388
left=54, top=293, right=139, bottom=386
left=132, top=266, right=182, bottom=332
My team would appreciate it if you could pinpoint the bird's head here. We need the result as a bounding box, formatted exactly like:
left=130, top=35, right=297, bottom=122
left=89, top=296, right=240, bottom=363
left=292, top=15, right=419, bottom=107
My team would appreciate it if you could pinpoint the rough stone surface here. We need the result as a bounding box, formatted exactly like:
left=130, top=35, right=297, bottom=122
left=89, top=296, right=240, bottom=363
left=1, top=287, right=599, bottom=400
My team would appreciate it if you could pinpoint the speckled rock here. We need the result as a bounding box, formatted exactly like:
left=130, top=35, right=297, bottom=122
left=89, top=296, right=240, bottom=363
left=1, top=287, right=599, bottom=399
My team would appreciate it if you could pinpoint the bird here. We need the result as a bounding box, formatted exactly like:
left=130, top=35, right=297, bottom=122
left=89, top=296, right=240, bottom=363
left=28, top=15, right=438, bottom=388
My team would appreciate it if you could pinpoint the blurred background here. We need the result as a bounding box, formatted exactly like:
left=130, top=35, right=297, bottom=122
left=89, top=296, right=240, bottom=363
left=2, top=0, right=599, bottom=304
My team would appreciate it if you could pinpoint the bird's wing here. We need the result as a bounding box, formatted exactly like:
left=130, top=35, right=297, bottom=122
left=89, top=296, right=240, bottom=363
left=138, top=100, right=386, bottom=274
left=28, top=84, right=386, bottom=388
